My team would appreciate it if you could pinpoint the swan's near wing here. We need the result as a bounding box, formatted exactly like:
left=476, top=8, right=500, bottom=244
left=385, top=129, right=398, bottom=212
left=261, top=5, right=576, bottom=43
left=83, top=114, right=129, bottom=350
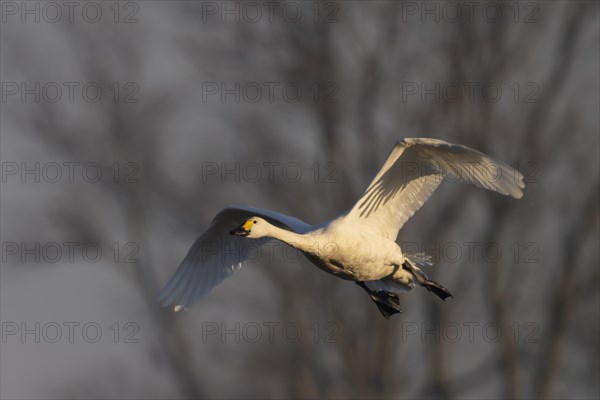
left=348, top=138, right=524, bottom=240
left=157, top=205, right=312, bottom=310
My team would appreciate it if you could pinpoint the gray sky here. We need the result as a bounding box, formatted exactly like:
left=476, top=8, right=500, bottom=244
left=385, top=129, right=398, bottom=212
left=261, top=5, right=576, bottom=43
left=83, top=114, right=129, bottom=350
left=1, top=1, right=599, bottom=399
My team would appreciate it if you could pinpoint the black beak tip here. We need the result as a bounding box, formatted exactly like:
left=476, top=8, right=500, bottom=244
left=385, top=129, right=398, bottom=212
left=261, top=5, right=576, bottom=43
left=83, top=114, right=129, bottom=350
left=230, top=226, right=249, bottom=236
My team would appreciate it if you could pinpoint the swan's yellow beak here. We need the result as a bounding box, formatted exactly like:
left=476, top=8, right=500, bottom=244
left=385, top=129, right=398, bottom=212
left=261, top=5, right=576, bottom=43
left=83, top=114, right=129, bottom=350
left=230, top=220, right=253, bottom=236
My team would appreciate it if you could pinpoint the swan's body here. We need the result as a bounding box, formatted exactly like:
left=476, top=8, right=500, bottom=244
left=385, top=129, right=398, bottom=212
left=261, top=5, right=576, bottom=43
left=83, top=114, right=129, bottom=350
left=260, top=217, right=406, bottom=281
left=158, top=138, right=524, bottom=317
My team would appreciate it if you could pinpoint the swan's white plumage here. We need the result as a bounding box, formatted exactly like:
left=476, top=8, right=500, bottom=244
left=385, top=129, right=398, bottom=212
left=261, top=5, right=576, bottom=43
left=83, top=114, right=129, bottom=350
left=157, top=138, right=525, bottom=312
left=348, top=138, right=524, bottom=239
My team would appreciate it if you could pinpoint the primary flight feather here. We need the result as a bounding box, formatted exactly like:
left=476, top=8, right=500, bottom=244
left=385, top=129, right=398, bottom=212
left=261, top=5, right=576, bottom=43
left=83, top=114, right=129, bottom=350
left=157, top=138, right=524, bottom=317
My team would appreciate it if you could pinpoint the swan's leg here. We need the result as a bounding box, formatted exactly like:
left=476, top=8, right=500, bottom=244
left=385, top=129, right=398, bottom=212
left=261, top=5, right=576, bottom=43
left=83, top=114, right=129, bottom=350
left=401, top=261, right=453, bottom=301
left=355, top=281, right=403, bottom=318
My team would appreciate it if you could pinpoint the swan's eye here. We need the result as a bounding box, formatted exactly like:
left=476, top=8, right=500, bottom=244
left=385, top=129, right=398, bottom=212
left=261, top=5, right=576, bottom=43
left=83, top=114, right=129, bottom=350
left=253, top=220, right=257, bottom=224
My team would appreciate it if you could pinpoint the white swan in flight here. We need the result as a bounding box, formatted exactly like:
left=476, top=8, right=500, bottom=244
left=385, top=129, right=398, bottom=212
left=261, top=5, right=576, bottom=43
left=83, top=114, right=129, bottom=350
left=158, top=138, right=524, bottom=318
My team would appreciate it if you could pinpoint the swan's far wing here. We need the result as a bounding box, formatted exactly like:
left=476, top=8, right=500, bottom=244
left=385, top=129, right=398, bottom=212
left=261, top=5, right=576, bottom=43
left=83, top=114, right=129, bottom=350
left=348, top=138, right=524, bottom=239
left=157, top=205, right=312, bottom=310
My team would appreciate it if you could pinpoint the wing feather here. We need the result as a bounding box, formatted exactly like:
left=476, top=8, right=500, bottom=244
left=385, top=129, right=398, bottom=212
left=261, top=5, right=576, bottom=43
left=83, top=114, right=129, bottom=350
left=364, top=279, right=412, bottom=293
left=157, top=205, right=312, bottom=310
left=348, top=138, right=524, bottom=239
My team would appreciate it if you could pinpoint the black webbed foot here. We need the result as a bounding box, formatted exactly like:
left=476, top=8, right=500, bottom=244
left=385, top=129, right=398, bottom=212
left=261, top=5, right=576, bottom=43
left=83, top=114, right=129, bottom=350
left=356, top=281, right=403, bottom=319
left=402, top=261, right=453, bottom=301
left=422, top=280, right=453, bottom=301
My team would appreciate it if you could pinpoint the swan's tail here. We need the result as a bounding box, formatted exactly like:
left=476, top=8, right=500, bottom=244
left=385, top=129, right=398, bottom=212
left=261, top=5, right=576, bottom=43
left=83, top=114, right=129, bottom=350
left=403, top=257, right=453, bottom=301
left=405, top=252, right=433, bottom=268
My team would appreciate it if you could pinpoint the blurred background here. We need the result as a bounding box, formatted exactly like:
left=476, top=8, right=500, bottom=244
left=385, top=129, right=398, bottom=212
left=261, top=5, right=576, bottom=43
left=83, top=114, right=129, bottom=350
left=1, top=1, right=598, bottom=399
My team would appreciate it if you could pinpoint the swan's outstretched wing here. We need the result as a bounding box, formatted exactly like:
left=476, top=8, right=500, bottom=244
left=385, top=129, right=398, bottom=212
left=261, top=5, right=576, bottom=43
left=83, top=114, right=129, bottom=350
left=157, top=205, right=312, bottom=311
left=348, top=138, right=524, bottom=239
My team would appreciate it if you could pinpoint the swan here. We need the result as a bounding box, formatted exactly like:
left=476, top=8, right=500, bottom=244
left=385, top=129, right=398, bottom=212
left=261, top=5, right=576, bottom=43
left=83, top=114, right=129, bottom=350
left=157, top=138, right=524, bottom=318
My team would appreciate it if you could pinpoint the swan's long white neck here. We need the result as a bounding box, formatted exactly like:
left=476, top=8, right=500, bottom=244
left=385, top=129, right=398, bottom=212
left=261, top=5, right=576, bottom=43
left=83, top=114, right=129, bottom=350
left=263, top=223, right=312, bottom=252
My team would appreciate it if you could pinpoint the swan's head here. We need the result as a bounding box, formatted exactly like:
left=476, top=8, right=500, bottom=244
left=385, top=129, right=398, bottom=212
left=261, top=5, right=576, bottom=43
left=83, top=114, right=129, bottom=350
left=229, top=217, right=270, bottom=239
